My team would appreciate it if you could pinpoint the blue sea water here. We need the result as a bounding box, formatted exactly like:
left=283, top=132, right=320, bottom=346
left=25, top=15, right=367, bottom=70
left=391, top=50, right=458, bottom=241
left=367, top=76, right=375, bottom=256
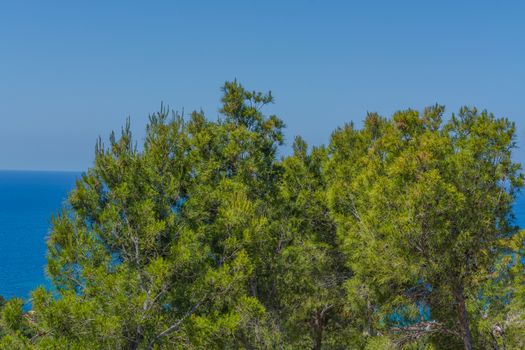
left=515, top=195, right=525, bottom=228
left=0, top=170, right=523, bottom=302
left=0, top=171, right=79, bottom=300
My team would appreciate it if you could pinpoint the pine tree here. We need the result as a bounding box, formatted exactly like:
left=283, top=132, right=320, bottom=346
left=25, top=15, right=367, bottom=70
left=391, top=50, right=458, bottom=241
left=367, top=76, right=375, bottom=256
left=328, top=106, right=524, bottom=348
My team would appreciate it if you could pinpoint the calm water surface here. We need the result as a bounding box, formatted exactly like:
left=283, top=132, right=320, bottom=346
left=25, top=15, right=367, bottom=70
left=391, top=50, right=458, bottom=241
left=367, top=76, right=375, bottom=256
left=0, top=171, right=79, bottom=300
left=0, top=170, right=523, bottom=301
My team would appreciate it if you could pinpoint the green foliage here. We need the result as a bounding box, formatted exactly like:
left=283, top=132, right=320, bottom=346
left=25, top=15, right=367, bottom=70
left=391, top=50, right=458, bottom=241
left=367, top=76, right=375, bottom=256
left=2, top=83, right=524, bottom=349
left=327, top=106, right=524, bottom=348
left=31, top=81, right=286, bottom=349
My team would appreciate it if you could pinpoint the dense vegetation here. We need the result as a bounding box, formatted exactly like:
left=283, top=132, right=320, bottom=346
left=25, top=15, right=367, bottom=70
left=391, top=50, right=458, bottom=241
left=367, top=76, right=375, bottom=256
left=1, top=82, right=524, bottom=349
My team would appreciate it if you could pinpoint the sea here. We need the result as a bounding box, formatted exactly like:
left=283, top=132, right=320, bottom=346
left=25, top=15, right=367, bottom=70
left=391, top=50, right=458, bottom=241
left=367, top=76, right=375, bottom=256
left=0, top=170, right=524, bottom=301
left=0, top=170, right=79, bottom=300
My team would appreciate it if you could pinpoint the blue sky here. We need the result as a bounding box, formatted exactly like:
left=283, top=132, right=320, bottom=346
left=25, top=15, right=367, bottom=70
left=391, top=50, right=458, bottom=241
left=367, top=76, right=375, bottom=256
left=1, top=0, right=524, bottom=171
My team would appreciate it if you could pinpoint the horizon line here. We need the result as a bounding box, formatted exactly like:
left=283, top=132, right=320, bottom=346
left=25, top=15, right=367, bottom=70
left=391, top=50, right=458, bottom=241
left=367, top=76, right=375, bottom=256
left=0, top=168, right=83, bottom=173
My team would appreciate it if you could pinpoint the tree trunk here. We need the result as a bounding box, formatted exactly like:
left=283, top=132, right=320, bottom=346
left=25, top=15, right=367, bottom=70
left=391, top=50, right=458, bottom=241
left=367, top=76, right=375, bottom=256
left=312, top=325, right=323, bottom=350
left=311, top=310, right=324, bottom=350
left=454, top=289, right=473, bottom=350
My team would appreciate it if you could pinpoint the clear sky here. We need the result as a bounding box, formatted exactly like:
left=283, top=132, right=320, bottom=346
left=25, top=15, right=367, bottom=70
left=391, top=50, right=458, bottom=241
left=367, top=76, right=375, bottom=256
left=1, top=0, right=524, bottom=171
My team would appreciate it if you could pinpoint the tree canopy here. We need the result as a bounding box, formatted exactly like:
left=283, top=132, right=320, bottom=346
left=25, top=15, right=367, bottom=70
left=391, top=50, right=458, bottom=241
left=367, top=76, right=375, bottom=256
left=0, top=82, right=523, bottom=349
